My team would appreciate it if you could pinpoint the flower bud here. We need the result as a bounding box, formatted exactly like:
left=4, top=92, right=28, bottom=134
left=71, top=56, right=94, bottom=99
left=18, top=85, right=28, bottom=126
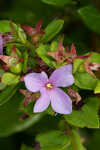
left=89, top=63, right=100, bottom=71
left=10, top=62, right=22, bottom=74
left=22, top=25, right=36, bottom=37
left=2, top=72, right=20, bottom=85
left=32, top=35, right=40, bottom=43
left=0, top=55, right=17, bottom=66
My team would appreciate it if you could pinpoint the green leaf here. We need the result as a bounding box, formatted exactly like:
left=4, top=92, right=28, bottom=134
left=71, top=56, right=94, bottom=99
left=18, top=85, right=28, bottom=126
left=19, top=101, right=35, bottom=116
left=42, top=0, right=72, bottom=6
left=0, top=92, right=44, bottom=137
left=0, top=84, right=20, bottom=106
left=90, top=52, right=100, bottom=63
left=18, top=27, right=27, bottom=44
left=50, top=40, right=58, bottom=52
left=21, top=144, right=34, bottom=150
left=0, top=20, right=17, bottom=33
left=73, top=59, right=84, bottom=74
left=69, top=129, right=86, bottom=150
left=36, top=130, right=70, bottom=150
left=0, top=69, right=6, bottom=90
left=28, top=58, right=37, bottom=69
left=74, top=72, right=98, bottom=90
left=78, top=6, right=100, bottom=33
left=6, top=45, right=13, bottom=56
left=2, top=72, right=20, bottom=85
left=36, top=128, right=86, bottom=150
left=0, top=69, right=5, bottom=77
left=64, top=97, right=99, bottom=128
left=23, top=51, right=28, bottom=73
left=42, top=19, right=64, bottom=43
left=94, top=80, right=100, bottom=94
left=0, top=82, right=6, bottom=91
left=86, top=130, right=100, bottom=150
left=36, top=44, right=55, bottom=68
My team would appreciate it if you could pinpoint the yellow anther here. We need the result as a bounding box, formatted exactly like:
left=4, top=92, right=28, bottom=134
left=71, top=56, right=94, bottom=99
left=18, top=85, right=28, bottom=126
left=46, top=83, right=53, bottom=89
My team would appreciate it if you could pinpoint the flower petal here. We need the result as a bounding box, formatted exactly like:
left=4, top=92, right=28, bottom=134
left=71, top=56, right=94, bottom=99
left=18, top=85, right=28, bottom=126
left=49, top=64, right=74, bottom=87
left=50, top=88, right=72, bottom=114
left=24, top=72, right=48, bottom=92
left=34, top=91, right=50, bottom=113
left=0, top=35, right=3, bottom=54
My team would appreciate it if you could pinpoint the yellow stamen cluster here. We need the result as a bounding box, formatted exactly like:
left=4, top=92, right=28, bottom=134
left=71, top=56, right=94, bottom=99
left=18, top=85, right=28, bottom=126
left=46, top=83, right=53, bottom=89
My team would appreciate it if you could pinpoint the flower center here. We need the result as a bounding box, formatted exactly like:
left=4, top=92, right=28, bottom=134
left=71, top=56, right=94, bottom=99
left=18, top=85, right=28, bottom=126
left=46, top=83, right=53, bottom=89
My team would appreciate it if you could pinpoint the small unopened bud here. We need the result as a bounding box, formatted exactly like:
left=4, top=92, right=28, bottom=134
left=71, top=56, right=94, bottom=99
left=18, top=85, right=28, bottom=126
left=22, top=25, right=37, bottom=36
left=10, top=62, right=22, bottom=74
left=68, top=88, right=81, bottom=104
left=89, top=63, right=100, bottom=71
left=32, top=35, right=40, bottom=43
left=0, top=55, right=17, bottom=66
left=19, top=89, right=38, bottom=107
left=19, top=76, right=24, bottom=81
left=22, top=20, right=44, bottom=38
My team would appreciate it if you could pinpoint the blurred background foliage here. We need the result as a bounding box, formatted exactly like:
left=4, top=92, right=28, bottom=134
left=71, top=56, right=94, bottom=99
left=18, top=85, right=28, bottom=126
left=0, top=0, right=100, bottom=149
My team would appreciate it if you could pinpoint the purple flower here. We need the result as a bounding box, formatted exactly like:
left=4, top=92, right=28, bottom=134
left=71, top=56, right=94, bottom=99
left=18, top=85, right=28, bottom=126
left=24, top=64, right=74, bottom=114
left=0, top=34, right=3, bottom=54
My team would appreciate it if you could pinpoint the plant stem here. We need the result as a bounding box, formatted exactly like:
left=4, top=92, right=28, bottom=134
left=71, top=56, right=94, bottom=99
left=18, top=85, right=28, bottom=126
left=66, top=124, right=78, bottom=150
left=25, top=40, right=35, bottom=49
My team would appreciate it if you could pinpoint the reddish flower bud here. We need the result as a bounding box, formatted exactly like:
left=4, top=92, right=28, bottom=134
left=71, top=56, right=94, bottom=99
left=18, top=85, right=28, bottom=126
left=22, top=20, right=44, bottom=39
left=35, top=19, right=44, bottom=34
left=19, top=89, right=38, bottom=107
left=68, top=88, right=81, bottom=104
left=22, top=25, right=36, bottom=36
left=48, top=40, right=66, bottom=63
left=84, top=53, right=100, bottom=78
left=89, top=63, right=100, bottom=71
left=32, top=35, right=40, bottom=43
left=0, top=55, right=17, bottom=66
left=19, top=76, right=24, bottom=81
left=70, top=44, right=77, bottom=55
